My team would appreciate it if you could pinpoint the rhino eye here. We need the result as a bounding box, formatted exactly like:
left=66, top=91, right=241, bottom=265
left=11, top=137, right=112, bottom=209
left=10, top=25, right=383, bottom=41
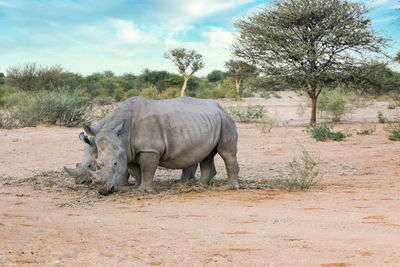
left=87, top=164, right=91, bottom=168
left=112, top=161, right=117, bottom=166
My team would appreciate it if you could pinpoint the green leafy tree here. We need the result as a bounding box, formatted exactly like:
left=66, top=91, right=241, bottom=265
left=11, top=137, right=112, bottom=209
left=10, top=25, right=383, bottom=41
left=225, top=60, right=257, bottom=100
left=164, top=48, right=205, bottom=96
left=234, top=0, right=389, bottom=123
left=394, top=52, right=400, bottom=64
left=207, top=70, right=226, bottom=83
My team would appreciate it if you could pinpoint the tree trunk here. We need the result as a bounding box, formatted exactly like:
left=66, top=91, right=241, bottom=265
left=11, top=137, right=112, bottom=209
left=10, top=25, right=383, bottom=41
left=235, top=77, right=242, bottom=101
left=308, top=83, right=318, bottom=124
left=181, top=76, right=189, bottom=96
left=310, top=95, right=317, bottom=124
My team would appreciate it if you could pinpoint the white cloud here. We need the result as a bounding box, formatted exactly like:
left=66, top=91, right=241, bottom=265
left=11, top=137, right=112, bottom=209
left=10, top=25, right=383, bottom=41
left=373, top=16, right=397, bottom=23
left=370, top=0, right=389, bottom=6
left=153, top=0, right=258, bottom=35
left=110, top=19, right=159, bottom=46
left=0, top=1, right=14, bottom=7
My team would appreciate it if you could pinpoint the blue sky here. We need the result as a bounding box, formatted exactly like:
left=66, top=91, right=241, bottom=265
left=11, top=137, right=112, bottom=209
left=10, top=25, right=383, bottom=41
left=0, top=0, right=399, bottom=76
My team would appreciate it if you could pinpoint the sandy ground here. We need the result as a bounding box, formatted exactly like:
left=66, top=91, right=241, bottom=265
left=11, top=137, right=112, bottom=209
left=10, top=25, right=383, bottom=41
left=1, top=94, right=400, bottom=266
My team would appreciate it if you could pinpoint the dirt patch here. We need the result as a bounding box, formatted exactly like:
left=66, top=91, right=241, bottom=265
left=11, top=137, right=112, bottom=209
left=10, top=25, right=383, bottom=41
left=1, top=95, right=400, bottom=265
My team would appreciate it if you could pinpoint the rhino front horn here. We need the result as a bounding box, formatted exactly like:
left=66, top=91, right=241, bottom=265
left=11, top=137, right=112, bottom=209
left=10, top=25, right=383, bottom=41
left=64, top=166, right=78, bottom=178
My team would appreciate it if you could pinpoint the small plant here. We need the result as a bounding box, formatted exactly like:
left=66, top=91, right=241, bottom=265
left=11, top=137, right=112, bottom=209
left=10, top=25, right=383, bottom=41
left=260, top=91, right=270, bottom=99
left=93, top=96, right=113, bottom=105
left=227, top=105, right=265, bottom=122
left=272, top=91, right=281, bottom=98
left=265, top=143, right=321, bottom=191
left=306, top=123, right=346, bottom=141
left=317, top=88, right=348, bottom=122
left=377, top=111, right=386, bottom=123
left=385, top=122, right=400, bottom=141
left=257, top=118, right=273, bottom=133
left=357, top=123, right=376, bottom=135
left=139, top=87, right=159, bottom=99
left=161, top=87, right=180, bottom=99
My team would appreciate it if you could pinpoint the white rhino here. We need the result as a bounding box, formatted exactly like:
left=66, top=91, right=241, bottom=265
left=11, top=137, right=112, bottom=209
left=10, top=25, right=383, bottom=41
left=84, top=96, right=239, bottom=195
left=64, top=117, right=199, bottom=185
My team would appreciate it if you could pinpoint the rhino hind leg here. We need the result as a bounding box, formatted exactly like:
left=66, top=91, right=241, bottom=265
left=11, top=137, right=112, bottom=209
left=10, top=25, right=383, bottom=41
left=198, top=157, right=217, bottom=185
left=217, top=121, right=240, bottom=190
left=180, top=164, right=198, bottom=181
left=137, top=152, right=159, bottom=193
left=219, top=154, right=239, bottom=189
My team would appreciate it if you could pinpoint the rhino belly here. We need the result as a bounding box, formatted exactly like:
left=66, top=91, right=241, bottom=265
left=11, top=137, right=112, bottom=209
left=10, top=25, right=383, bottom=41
left=158, top=113, right=221, bottom=169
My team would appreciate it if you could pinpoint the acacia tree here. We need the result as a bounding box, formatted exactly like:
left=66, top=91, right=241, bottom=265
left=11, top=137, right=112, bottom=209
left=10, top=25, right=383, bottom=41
left=164, top=48, right=204, bottom=96
left=225, top=60, right=257, bottom=101
left=394, top=52, right=400, bottom=63
left=234, top=0, right=389, bottom=123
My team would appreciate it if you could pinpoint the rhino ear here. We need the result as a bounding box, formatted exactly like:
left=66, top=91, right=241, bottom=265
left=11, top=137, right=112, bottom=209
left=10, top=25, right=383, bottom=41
left=84, top=125, right=99, bottom=136
left=79, top=132, right=92, bottom=146
left=113, top=120, right=126, bottom=136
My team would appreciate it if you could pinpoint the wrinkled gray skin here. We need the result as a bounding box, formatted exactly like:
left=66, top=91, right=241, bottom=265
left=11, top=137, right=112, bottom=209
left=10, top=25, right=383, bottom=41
left=64, top=119, right=198, bottom=185
left=64, top=118, right=130, bottom=185
left=85, top=96, right=239, bottom=195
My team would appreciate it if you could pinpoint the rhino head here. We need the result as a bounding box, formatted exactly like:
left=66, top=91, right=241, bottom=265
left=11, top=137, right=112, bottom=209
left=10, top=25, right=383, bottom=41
left=84, top=120, right=128, bottom=195
left=63, top=132, right=97, bottom=184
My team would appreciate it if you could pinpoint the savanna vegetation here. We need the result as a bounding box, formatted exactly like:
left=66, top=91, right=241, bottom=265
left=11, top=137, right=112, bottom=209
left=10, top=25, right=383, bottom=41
left=0, top=0, right=399, bottom=134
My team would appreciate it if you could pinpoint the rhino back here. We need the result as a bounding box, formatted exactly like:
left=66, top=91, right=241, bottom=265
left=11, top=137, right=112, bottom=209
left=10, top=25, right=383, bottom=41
left=101, top=97, right=233, bottom=169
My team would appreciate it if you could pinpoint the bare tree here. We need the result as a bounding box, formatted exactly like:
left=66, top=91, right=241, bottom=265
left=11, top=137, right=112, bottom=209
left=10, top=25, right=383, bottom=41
left=225, top=60, right=257, bottom=101
left=164, top=48, right=204, bottom=96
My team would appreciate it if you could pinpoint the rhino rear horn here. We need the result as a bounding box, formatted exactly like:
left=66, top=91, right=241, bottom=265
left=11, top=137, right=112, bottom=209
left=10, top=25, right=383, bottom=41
left=79, top=132, right=92, bottom=146
left=84, top=125, right=99, bottom=136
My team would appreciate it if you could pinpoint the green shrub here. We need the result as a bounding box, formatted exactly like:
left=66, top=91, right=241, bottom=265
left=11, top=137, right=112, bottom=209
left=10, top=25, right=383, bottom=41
left=0, top=110, right=17, bottom=128
left=377, top=111, right=386, bottom=123
left=388, top=91, right=400, bottom=108
left=195, top=88, right=212, bottom=99
left=112, top=87, right=124, bottom=101
left=91, top=88, right=109, bottom=98
left=385, top=122, right=400, bottom=141
left=317, top=88, right=348, bottom=122
left=306, top=123, right=346, bottom=141
left=260, top=91, right=270, bottom=99
left=124, top=89, right=140, bottom=99
left=140, top=87, right=159, bottom=99
left=161, top=87, right=180, bottom=99
left=4, top=89, right=91, bottom=127
left=357, top=123, right=376, bottom=135
left=210, top=87, right=225, bottom=99
left=222, top=77, right=237, bottom=100
left=93, top=96, right=113, bottom=105
left=227, top=105, right=265, bottom=122
left=257, top=118, right=273, bottom=133
left=265, top=143, right=321, bottom=191
left=272, top=91, right=281, bottom=98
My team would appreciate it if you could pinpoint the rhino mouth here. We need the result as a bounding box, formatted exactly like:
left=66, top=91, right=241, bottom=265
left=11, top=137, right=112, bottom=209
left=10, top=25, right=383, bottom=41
left=87, top=169, right=120, bottom=195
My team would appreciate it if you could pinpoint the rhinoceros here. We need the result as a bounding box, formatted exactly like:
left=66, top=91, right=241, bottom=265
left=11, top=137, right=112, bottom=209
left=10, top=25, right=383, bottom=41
left=84, top=96, right=239, bottom=195
left=64, top=119, right=199, bottom=185
left=63, top=132, right=97, bottom=184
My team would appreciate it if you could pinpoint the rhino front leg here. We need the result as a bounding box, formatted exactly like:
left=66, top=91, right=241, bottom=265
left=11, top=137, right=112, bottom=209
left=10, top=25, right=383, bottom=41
left=198, top=157, right=217, bottom=185
left=137, top=152, right=159, bottom=193
left=127, top=163, right=141, bottom=187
